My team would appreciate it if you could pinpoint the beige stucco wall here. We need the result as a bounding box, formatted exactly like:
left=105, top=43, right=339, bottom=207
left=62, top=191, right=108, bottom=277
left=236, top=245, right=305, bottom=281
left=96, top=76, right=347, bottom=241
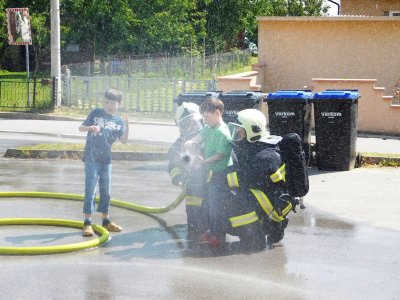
left=217, top=71, right=261, bottom=92
left=312, top=78, right=400, bottom=134
left=257, top=17, right=400, bottom=97
left=342, top=0, right=400, bottom=16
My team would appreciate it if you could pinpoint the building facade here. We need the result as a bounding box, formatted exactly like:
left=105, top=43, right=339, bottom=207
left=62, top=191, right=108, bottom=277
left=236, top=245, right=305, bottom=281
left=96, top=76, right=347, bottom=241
left=341, top=0, right=400, bottom=16
left=254, top=0, right=400, bottom=133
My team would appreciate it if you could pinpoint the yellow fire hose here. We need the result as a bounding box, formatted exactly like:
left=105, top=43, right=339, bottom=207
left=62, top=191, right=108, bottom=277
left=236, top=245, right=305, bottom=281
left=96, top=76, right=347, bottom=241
left=0, top=190, right=186, bottom=255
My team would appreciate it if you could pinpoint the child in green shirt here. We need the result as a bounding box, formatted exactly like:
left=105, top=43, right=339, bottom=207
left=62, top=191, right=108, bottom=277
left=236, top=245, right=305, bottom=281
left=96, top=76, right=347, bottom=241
left=189, top=97, right=232, bottom=248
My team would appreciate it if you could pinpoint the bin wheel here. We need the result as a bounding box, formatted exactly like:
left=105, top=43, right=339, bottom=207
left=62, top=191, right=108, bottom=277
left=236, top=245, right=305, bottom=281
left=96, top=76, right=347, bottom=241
left=355, top=152, right=363, bottom=168
left=309, top=143, right=317, bottom=167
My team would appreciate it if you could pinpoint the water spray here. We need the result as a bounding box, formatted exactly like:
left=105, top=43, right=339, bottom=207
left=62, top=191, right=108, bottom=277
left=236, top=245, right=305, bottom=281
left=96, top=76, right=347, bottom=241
left=179, top=146, right=203, bottom=169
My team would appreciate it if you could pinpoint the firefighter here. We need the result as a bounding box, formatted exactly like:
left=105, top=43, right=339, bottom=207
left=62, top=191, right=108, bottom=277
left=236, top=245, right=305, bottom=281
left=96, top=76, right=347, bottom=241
left=225, top=109, right=293, bottom=251
left=167, top=102, right=209, bottom=249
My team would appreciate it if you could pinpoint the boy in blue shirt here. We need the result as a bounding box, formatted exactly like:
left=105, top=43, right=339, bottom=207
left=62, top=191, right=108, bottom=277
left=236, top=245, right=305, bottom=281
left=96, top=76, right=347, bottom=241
left=79, top=88, right=129, bottom=236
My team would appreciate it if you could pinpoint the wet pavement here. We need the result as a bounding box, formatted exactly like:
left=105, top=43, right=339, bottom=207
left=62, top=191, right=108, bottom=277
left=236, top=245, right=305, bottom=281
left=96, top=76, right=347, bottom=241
left=0, top=158, right=400, bottom=299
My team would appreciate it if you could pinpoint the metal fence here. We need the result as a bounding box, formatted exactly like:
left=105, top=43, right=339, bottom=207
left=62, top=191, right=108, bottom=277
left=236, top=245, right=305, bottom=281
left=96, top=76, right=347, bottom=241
left=62, top=75, right=215, bottom=112
left=0, top=75, right=214, bottom=113
left=66, top=49, right=252, bottom=78
left=1, top=48, right=250, bottom=112
left=0, top=78, right=54, bottom=111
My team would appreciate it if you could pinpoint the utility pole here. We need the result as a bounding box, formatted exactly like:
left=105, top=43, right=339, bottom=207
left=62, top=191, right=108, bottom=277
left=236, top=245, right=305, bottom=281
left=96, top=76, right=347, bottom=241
left=51, top=0, right=61, bottom=108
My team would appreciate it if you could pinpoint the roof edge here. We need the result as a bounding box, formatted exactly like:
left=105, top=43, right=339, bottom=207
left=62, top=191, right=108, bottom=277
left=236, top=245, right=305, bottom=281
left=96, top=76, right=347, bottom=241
left=257, top=16, right=400, bottom=22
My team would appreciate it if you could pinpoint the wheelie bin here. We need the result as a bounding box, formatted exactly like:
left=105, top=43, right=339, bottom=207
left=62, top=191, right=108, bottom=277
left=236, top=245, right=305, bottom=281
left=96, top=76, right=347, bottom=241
left=265, top=90, right=313, bottom=163
left=312, top=90, right=360, bottom=171
left=175, top=91, right=263, bottom=124
left=174, top=91, right=220, bottom=107
left=219, top=91, right=264, bottom=123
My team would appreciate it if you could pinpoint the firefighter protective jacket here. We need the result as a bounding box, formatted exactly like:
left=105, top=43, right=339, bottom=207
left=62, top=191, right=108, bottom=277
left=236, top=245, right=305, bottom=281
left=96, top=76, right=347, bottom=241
left=226, top=141, right=292, bottom=224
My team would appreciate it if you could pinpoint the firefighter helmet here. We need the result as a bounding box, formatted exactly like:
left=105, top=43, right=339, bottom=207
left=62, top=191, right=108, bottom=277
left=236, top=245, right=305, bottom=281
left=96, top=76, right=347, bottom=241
left=230, top=109, right=267, bottom=143
left=175, top=102, right=203, bottom=138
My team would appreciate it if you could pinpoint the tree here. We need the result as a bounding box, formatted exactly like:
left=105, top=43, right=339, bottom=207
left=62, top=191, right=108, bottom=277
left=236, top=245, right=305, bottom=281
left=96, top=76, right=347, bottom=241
left=61, top=0, right=140, bottom=62
left=29, top=12, right=50, bottom=77
left=128, top=0, right=207, bottom=55
left=198, top=0, right=328, bottom=54
left=0, top=2, right=7, bottom=64
left=246, top=0, right=329, bottom=45
left=198, top=0, right=253, bottom=53
left=0, top=0, right=330, bottom=71
left=0, top=1, right=51, bottom=73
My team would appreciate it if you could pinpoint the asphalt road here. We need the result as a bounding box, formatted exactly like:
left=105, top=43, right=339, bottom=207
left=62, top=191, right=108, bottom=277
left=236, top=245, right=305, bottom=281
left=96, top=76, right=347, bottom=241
left=0, top=157, right=399, bottom=299
left=1, top=119, right=400, bottom=299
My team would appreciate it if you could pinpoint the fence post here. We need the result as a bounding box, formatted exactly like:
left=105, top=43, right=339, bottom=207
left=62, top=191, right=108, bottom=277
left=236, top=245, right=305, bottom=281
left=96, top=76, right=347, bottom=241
left=32, top=77, right=37, bottom=110
left=211, top=73, right=217, bottom=91
left=51, top=77, right=57, bottom=111
left=182, top=80, right=186, bottom=94
left=65, top=68, right=72, bottom=106
left=172, top=78, right=177, bottom=103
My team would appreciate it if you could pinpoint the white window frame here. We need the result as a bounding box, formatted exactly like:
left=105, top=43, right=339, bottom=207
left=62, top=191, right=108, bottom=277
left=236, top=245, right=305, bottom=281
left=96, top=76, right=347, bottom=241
left=389, top=11, right=400, bottom=16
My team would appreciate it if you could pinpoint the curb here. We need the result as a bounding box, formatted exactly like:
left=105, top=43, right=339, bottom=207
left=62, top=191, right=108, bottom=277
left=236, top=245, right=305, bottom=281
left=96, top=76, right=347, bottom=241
left=0, top=112, right=80, bottom=121
left=4, top=149, right=167, bottom=161
left=361, top=155, right=400, bottom=166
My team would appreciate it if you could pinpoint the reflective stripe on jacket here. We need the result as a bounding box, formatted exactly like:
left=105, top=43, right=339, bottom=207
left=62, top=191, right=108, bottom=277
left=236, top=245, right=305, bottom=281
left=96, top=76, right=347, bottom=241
left=226, top=171, right=240, bottom=188
left=270, top=164, right=286, bottom=183
left=249, top=189, right=291, bottom=222
left=229, top=210, right=259, bottom=228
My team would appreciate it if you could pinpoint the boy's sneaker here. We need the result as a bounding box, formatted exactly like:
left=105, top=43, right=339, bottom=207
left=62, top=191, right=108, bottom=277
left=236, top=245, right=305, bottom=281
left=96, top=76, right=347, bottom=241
left=82, top=225, right=94, bottom=237
left=103, top=221, right=122, bottom=232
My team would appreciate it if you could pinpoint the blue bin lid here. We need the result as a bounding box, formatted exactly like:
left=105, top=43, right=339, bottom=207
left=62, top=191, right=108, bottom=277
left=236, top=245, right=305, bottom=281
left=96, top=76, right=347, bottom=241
left=266, top=90, right=313, bottom=102
left=313, top=90, right=360, bottom=100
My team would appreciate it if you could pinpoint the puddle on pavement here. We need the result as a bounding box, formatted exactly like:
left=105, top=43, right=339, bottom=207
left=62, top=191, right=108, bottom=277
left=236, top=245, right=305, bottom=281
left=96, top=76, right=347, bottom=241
left=288, top=206, right=356, bottom=239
